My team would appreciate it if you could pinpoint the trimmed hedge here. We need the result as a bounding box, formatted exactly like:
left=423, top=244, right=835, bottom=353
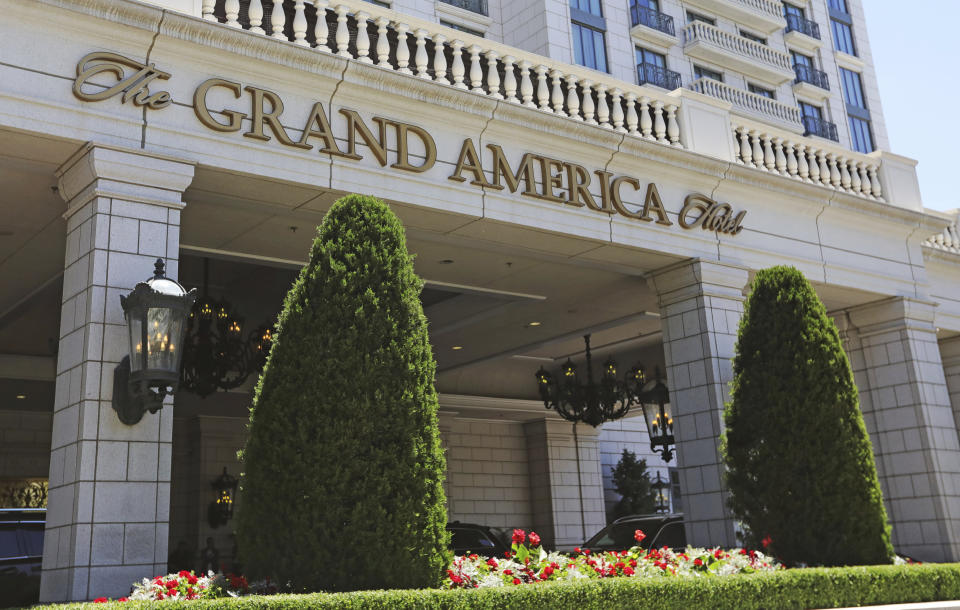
left=60, top=564, right=960, bottom=609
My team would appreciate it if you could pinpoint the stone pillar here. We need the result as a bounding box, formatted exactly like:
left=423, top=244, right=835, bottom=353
left=941, top=337, right=960, bottom=433
left=40, top=144, right=194, bottom=602
left=845, top=297, right=960, bottom=562
left=524, top=419, right=605, bottom=550
left=648, top=259, right=749, bottom=548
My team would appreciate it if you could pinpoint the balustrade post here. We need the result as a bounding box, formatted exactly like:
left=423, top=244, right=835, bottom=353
left=653, top=101, right=666, bottom=142
left=785, top=141, right=798, bottom=177
left=839, top=157, right=852, bottom=191
left=313, top=0, right=330, bottom=52
left=468, top=45, right=483, bottom=93
left=639, top=96, right=652, bottom=138
left=750, top=131, right=763, bottom=168
left=581, top=80, right=596, bottom=124
left=762, top=134, right=775, bottom=171
left=352, top=12, right=370, bottom=60
left=375, top=18, right=390, bottom=66
left=451, top=40, right=466, bottom=88
left=248, top=0, right=264, bottom=34
left=611, top=89, right=624, bottom=133
left=869, top=165, right=883, bottom=200
left=596, top=84, right=610, bottom=128
left=827, top=153, right=841, bottom=188
left=486, top=51, right=502, bottom=98
left=536, top=66, right=550, bottom=111
left=433, top=35, right=448, bottom=83
left=224, top=0, right=240, bottom=27
left=334, top=5, right=350, bottom=57
left=797, top=144, right=809, bottom=180
left=736, top=128, right=749, bottom=164
left=850, top=159, right=862, bottom=194
left=550, top=70, right=566, bottom=116
left=519, top=61, right=534, bottom=107
left=807, top=148, right=820, bottom=183
left=396, top=24, right=412, bottom=74
left=773, top=137, right=786, bottom=174
left=625, top=93, right=639, bottom=136
left=293, top=1, right=309, bottom=46
left=270, top=0, right=286, bottom=39
left=566, top=74, right=581, bottom=119
left=202, top=0, right=216, bottom=21
left=666, top=104, right=679, bottom=145
left=503, top=56, right=518, bottom=102
left=415, top=29, right=430, bottom=78
left=858, top=163, right=872, bottom=199
left=818, top=151, right=830, bottom=186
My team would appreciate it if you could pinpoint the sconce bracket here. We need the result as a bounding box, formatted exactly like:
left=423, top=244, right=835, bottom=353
left=112, top=356, right=167, bottom=425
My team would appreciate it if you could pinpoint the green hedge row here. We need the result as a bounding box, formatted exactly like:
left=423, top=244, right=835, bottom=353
left=58, top=564, right=960, bottom=609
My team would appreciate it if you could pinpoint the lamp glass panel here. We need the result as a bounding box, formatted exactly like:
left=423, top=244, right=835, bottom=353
left=662, top=400, right=673, bottom=431
left=642, top=401, right=660, bottom=436
left=128, top=316, right=144, bottom=372
left=146, top=307, right=181, bottom=371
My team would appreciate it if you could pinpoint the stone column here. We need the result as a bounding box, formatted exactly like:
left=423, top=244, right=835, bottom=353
left=524, top=419, right=605, bottom=550
left=40, top=144, right=194, bottom=602
left=941, top=337, right=960, bottom=433
left=648, top=259, right=749, bottom=548
left=845, top=297, right=960, bottom=562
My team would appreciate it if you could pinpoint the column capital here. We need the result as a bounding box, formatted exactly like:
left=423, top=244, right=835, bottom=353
left=845, top=295, right=938, bottom=338
left=648, top=259, right=749, bottom=308
left=56, top=143, right=196, bottom=217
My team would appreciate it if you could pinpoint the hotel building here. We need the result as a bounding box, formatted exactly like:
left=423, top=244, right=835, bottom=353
left=0, top=0, right=958, bottom=600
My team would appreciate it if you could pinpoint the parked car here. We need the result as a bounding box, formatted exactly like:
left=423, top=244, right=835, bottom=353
left=446, top=521, right=511, bottom=557
left=583, top=513, right=686, bottom=552
left=0, top=508, right=45, bottom=608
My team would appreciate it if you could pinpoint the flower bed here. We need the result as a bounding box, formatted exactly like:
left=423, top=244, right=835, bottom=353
left=444, top=528, right=779, bottom=588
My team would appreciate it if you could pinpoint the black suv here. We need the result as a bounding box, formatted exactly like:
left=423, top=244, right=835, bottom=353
left=0, top=508, right=45, bottom=608
left=446, top=521, right=511, bottom=557
left=583, top=514, right=686, bottom=552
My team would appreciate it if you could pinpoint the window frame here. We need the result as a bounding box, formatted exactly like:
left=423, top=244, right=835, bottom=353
left=685, top=10, right=716, bottom=26
left=693, top=64, right=723, bottom=82
left=748, top=83, right=775, bottom=99
left=847, top=115, right=874, bottom=153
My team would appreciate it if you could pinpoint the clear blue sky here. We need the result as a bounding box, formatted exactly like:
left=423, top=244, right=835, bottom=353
left=866, top=2, right=959, bottom=213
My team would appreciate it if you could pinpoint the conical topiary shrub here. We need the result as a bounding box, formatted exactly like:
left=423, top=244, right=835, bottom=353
left=610, top=449, right=657, bottom=521
left=236, top=194, right=450, bottom=591
left=723, top=265, right=893, bottom=566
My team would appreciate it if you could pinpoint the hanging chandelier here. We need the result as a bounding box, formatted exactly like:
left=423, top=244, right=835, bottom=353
left=534, top=334, right=675, bottom=461
left=180, top=259, right=274, bottom=397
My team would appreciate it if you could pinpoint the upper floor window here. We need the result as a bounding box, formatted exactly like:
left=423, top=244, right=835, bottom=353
left=839, top=68, right=866, bottom=110
left=570, top=0, right=608, bottom=71
left=636, top=47, right=681, bottom=89
left=800, top=101, right=823, bottom=121
left=783, top=2, right=804, bottom=20
left=571, top=0, right=603, bottom=17
left=791, top=51, right=813, bottom=69
left=636, top=47, right=666, bottom=69
left=634, top=0, right=660, bottom=8
left=748, top=83, right=775, bottom=99
left=848, top=116, right=874, bottom=153
left=740, top=30, right=767, bottom=45
left=831, top=19, right=856, bottom=55
left=686, top=11, right=715, bottom=26
left=828, top=0, right=848, bottom=13
left=694, top=64, right=723, bottom=82
left=440, top=20, right=485, bottom=38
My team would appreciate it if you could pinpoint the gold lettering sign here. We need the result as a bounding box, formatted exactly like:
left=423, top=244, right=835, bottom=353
left=71, top=52, right=747, bottom=235
left=73, top=52, right=171, bottom=109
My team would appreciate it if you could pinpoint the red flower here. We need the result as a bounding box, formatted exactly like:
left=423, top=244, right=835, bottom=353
left=468, top=554, right=478, bottom=560
left=761, top=535, right=773, bottom=549
left=574, top=547, right=581, bottom=554
left=624, top=566, right=635, bottom=576
left=528, top=532, right=541, bottom=547
left=178, top=570, right=190, bottom=578
left=583, top=548, right=591, bottom=555
left=93, top=598, right=108, bottom=603
left=486, top=558, right=498, bottom=568
left=694, top=558, right=703, bottom=567
left=118, top=598, right=127, bottom=602
left=512, top=529, right=526, bottom=545
left=503, top=569, right=513, bottom=576
left=187, top=574, right=198, bottom=585
left=634, top=529, right=646, bottom=543
left=512, top=578, right=521, bottom=585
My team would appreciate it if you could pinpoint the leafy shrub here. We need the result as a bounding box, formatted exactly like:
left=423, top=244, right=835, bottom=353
left=723, top=266, right=893, bottom=566
left=236, top=194, right=449, bottom=591
left=609, top=449, right=656, bottom=520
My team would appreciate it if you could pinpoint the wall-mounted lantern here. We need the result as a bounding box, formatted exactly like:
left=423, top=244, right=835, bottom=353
left=208, top=467, right=238, bottom=528
left=652, top=471, right=670, bottom=513
left=637, top=371, right=674, bottom=463
left=112, top=259, right=196, bottom=425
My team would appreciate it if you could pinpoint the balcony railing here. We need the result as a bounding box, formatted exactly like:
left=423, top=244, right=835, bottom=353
left=802, top=116, right=839, bottom=141
left=682, top=21, right=793, bottom=79
left=630, top=4, right=675, bottom=36
left=785, top=14, right=820, bottom=39
left=690, top=77, right=802, bottom=130
left=637, top=63, right=681, bottom=90
left=439, top=0, right=488, bottom=16
left=793, top=64, right=829, bottom=90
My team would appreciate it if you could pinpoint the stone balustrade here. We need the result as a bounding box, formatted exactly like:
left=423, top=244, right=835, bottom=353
left=682, top=21, right=792, bottom=74
left=731, top=119, right=884, bottom=201
left=926, top=214, right=960, bottom=254
left=735, top=0, right=785, bottom=20
left=690, top=77, right=802, bottom=131
left=201, top=0, right=683, bottom=146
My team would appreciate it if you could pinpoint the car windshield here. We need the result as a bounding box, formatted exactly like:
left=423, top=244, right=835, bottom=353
left=650, top=521, right=686, bottom=550
left=449, top=528, right=498, bottom=553
left=585, top=521, right=660, bottom=550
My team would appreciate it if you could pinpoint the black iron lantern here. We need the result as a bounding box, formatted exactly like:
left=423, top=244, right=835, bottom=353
left=208, top=467, right=238, bottom=528
left=637, top=370, right=674, bottom=462
left=113, top=259, right=196, bottom=425
left=651, top=471, right=670, bottom=513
